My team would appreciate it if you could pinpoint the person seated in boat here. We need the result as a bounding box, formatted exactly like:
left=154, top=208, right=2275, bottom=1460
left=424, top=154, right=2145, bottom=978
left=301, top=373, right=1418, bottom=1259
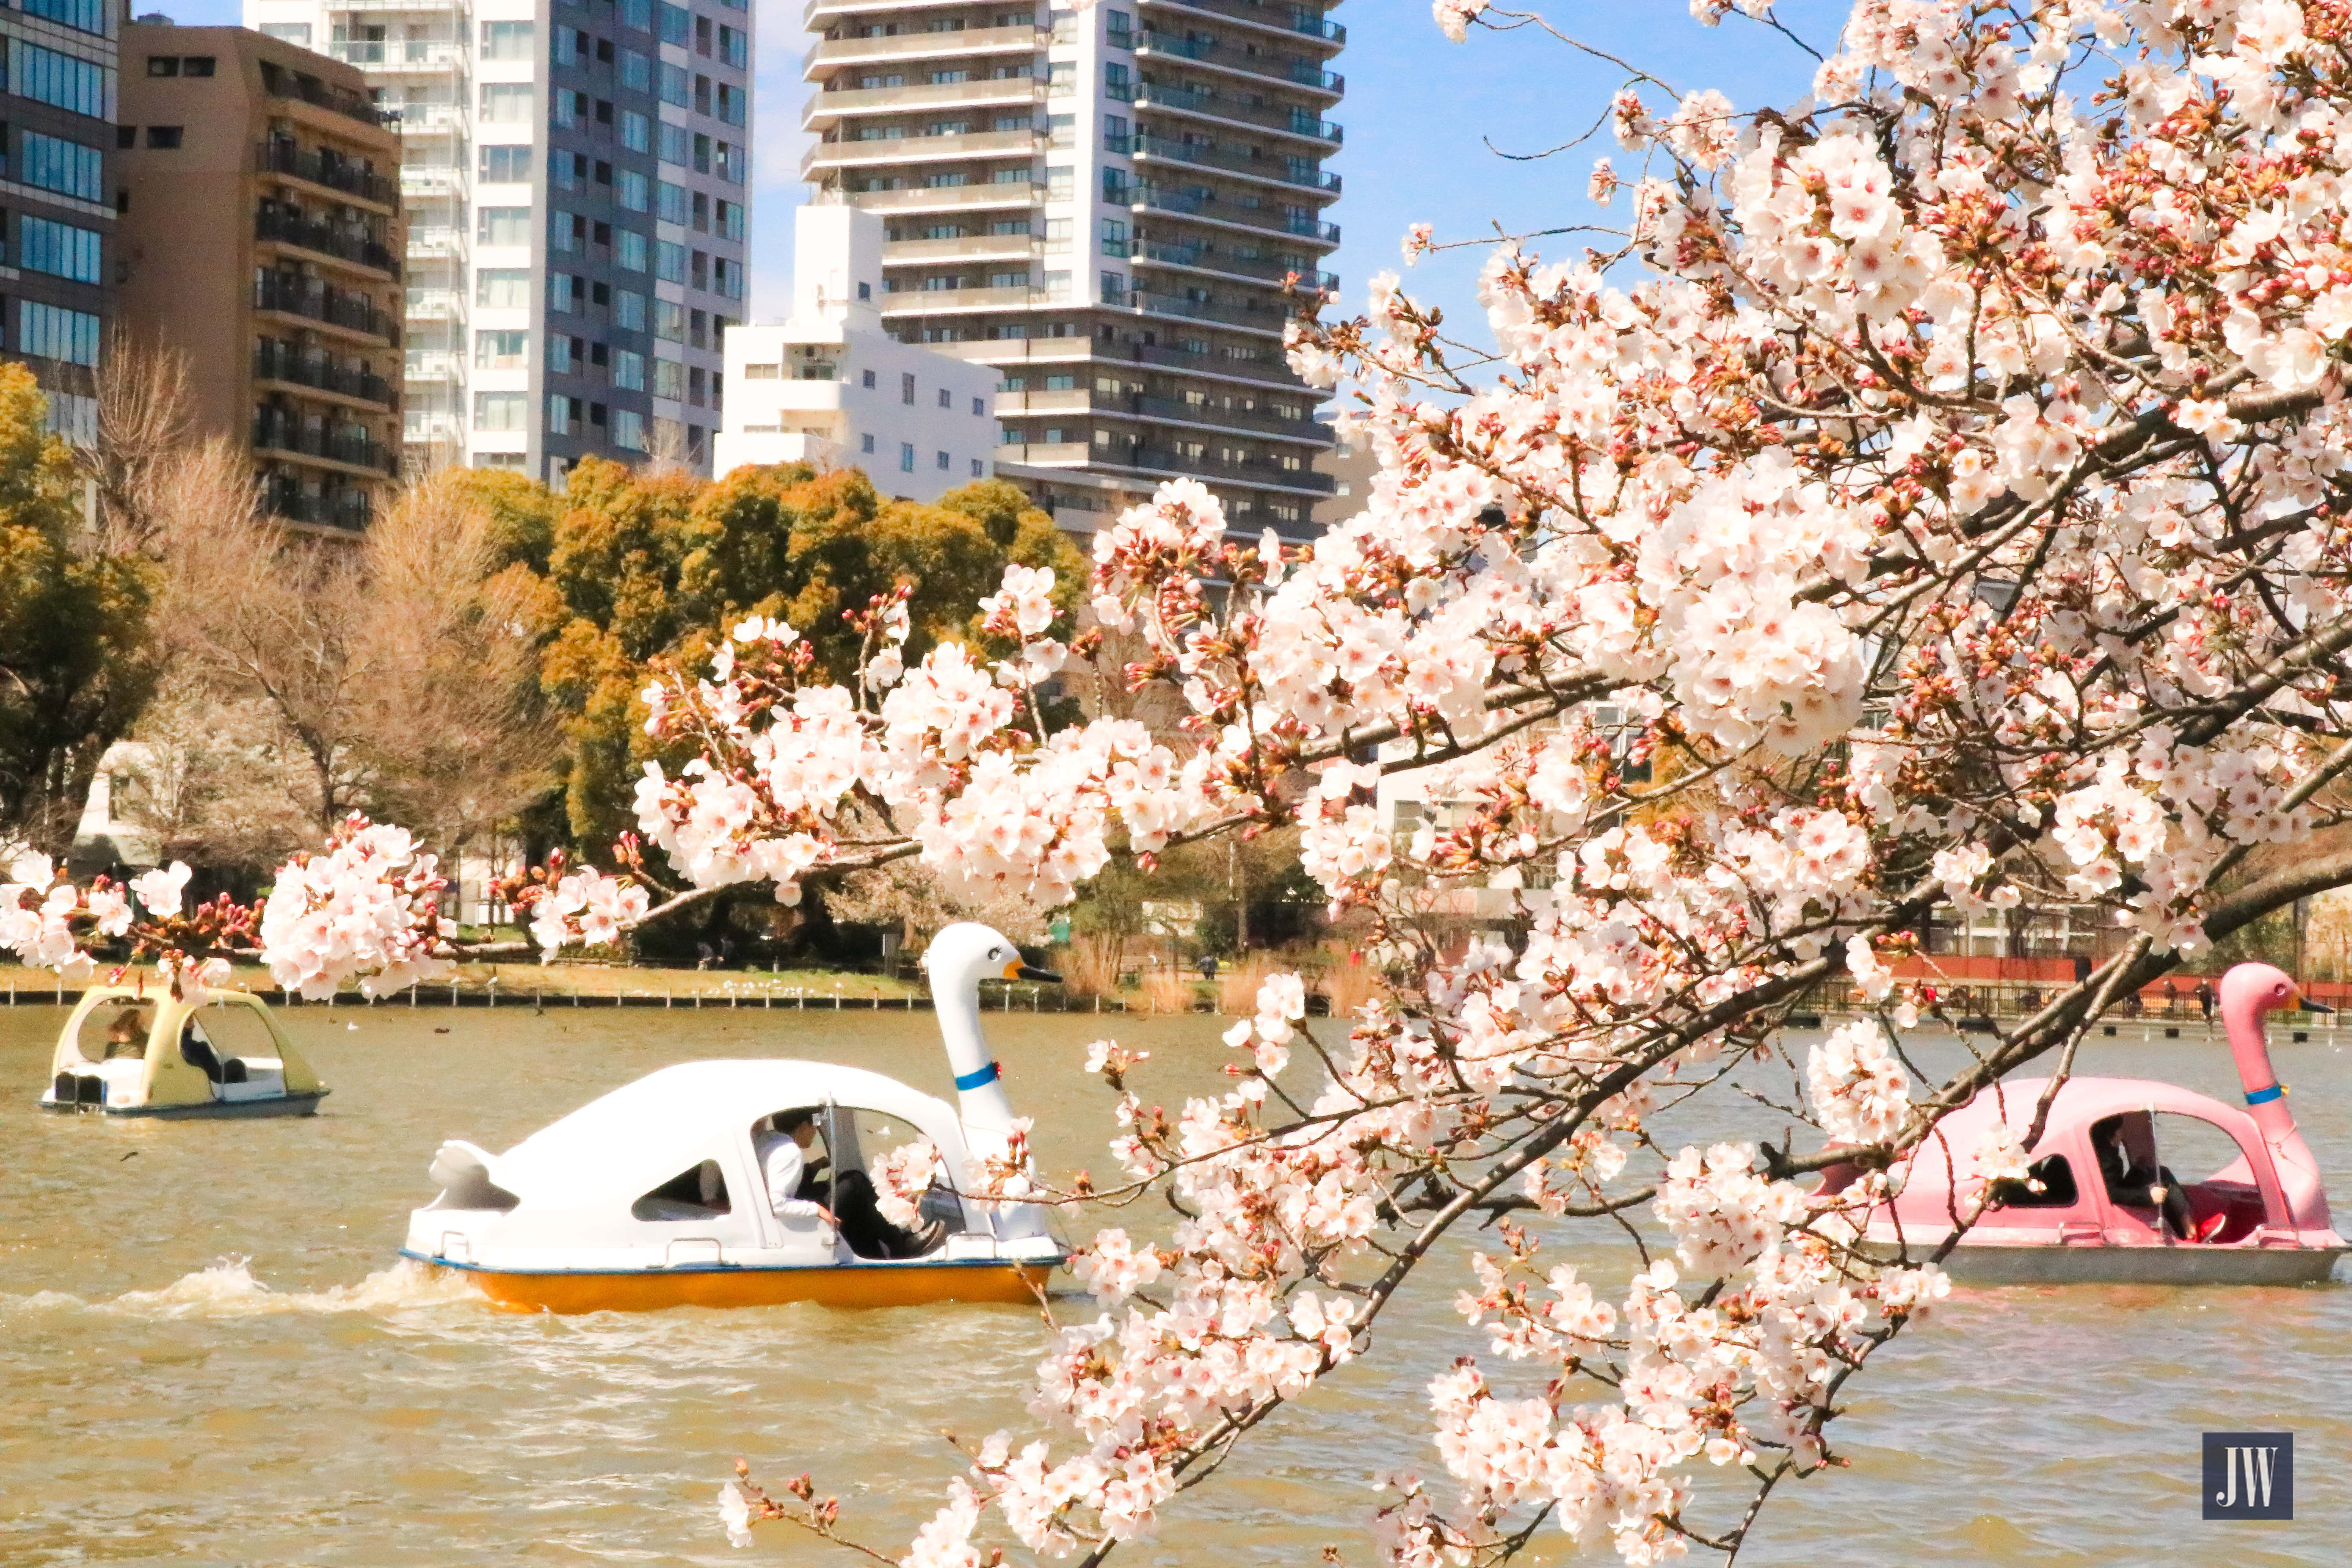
left=755, top=1109, right=835, bottom=1229
left=2092, top=1114, right=2196, bottom=1240
left=102, top=1006, right=150, bottom=1060
left=829, top=1167, right=947, bottom=1260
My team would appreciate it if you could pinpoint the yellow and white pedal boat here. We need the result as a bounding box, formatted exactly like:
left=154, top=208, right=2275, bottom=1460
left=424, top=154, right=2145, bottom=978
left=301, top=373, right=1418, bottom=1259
left=39, top=985, right=328, bottom=1118
left=403, top=924, right=1068, bottom=1313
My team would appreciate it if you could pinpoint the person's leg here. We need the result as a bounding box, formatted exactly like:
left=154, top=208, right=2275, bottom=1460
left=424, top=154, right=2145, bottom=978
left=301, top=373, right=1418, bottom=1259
left=2158, top=1166, right=2195, bottom=1239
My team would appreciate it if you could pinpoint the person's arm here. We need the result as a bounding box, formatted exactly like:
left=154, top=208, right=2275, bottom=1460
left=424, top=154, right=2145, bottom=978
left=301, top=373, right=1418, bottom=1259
left=761, top=1136, right=831, bottom=1222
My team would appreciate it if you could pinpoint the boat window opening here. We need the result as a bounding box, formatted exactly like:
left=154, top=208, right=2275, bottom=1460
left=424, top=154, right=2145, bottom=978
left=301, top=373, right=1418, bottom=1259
left=632, top=1159, right=732, bottom=1221
left=176, top=1016, right=246, bottom=1084
left=1989, top=1153, right=2079, bottom=1209
left=2091, top=1112, right=2198, bottom=1239
left=75, top=1002, right=151, bottom=1065
left=2152, top=1111, right=2267, bottom=1244
left=189, top=1000, right=278, bottom=1069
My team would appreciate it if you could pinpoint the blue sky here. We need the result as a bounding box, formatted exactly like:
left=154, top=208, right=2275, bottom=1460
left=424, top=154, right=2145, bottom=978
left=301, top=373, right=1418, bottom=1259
left=162, top=0, right=1851, bottom=345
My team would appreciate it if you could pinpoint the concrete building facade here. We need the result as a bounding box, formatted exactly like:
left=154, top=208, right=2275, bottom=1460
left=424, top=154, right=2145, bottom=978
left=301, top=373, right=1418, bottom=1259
left=118, top=24, right=406, bottom=530
left=1, top=0, right=122, bottom=443
left=246, top=0, right=753, bottom=484
left=715, top=202, right=999, bottom=500
left=800, top=0, right=1343, bottom=539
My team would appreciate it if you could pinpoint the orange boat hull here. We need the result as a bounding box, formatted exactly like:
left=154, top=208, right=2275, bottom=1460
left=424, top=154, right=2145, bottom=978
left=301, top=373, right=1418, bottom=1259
left=421, top=1258, right=1055, bottom=1314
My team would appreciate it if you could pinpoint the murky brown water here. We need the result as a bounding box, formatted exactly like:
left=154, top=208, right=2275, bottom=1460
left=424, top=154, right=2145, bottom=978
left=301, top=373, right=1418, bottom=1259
left=2, top=1000, right=2346, bottom=1564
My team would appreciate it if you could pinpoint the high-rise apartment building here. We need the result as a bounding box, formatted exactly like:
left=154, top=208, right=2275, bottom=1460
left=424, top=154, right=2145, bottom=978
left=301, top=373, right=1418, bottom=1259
left=247, top=0, right=754, bottom=483
left=801, top=0, right=1342, bottom=537
left=1, top=0, right=120, bottom=443
left=118, top=24, right=406, bottom=532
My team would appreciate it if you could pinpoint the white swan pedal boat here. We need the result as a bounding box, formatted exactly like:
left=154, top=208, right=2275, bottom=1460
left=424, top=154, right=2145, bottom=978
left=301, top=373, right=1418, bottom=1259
left=402, top=924, right=1068, bottom=1313
left=38, top=986, right=328, bottom=1118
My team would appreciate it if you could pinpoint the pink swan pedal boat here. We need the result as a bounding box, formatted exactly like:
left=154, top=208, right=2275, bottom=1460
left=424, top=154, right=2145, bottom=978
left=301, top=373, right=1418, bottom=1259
left=1839, top=963, right=2347, bottom=1286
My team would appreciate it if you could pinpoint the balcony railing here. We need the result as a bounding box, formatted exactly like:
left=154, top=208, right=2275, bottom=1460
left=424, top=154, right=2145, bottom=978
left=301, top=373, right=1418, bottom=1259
left=805, top=127, right=1042, bottom=177
left=257, top=140, right=398, bottom=205
left=252, top=415, right=400, bottom=476
left=848, top=181, right=1045, bottom=212
left=257, top=209, right=401, bottom=276
left=254, top=343, right=397, bottom=407
left=1134, top=239, right=1335, bottom=292
left=1141, top=0, right=1345, bottom=46
left=1134, top=80, right=1341, bottom=143
left=1134, top=134, right=1339, bottom=192
left=1120, top=443, right=1334, bottom=492
left=404, top=289, right=466, bottom=321
left=260, top=60, right=392, bottom=127
left=1130, top=185, right=1340, bottom=246
left=884, top=234, right=1042, bottom=263
left=804, top=23, right=1044, bottom=74
left=1136, top=31, right=1342, bottom=94
left=263, top=474, right=375, bottom=531
left=385, top=102, right=468, bottom=134
left=1132, top=288, right=1298, bottom=333
left=331, top=39, right=464, bottom=68
left=882, top=283, right=1056, bottom=312
left=805, top=77, right=1042, bottom=123
left=254, top=274, right=401, bottom=345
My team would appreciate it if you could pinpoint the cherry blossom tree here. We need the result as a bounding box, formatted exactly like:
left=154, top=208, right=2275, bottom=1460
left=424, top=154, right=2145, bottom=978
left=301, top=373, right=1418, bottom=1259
left=22, top=0, right=2352, bottom=1559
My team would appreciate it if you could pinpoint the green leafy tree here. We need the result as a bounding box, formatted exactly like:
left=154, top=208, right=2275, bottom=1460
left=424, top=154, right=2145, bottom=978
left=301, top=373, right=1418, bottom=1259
left=0, top=365, right=159, bottom=854
left=495, top=459, right=1084, bottom=849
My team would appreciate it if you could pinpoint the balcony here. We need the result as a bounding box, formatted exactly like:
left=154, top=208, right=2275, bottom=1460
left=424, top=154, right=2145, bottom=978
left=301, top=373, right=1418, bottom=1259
left=1133, top=239, right=1335, bottom=293
left=1136, top=31, right=1342, bottom=96
left=252, top=415, right=401, bottom=478
left=882, top=283, right=1053, bottom=313
left=327, top=0, right=470, bottom=12
left=1134, top=80, right=1341, bottom=145
left=1131, top=288, right=1298, bottom=335
left=993, top=440, right=1093, bottom=466
left=407, top=226, right=469, bottom=261
left=254, top=274, right=401, bottom=345
left=804, top=77, right=1042, bottom=128
left=804, top=23, right=1044, bottom=77
left=260, top=61, right=392, bottom=128
left=884, top=233, right=1041, bottom=264
left=404, top=349, right=466, bottom=385
left=401, top=165, right=468, bottom=201
left=1133, top=134, right=1339, bottom=195
left=385, top=102, right=468, bottom=136
left=1140, top=0, right=1345, bottom=49
left=257, top=140, right=398, bottom=207
left=259, top=209, right=402, bottom=277
left=331, top=39, right=465, bottom=71
left=263, top=474, right=376, bottom=531
left=405, top=288, right=466, bottom=322
left=1131, top=185, right=1339, bottom=248
left=1116, top=443, right=1335, bottom=494
left=847, top=181, right=1044, bottom=214
left=254, top=343, right=398, bottom=408
left=804, top=127, right=1042, bottom=176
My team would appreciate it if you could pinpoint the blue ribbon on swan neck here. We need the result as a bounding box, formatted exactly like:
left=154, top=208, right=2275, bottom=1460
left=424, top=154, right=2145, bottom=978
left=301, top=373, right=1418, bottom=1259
left=2246, top=1083, right=2285, bottom=1105
left=956, top=1061, right=1003, bottom=1091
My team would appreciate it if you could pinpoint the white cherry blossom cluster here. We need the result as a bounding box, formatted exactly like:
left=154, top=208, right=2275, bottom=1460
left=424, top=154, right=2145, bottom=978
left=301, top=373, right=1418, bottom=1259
left=256, top=818, right=454, bottom=1000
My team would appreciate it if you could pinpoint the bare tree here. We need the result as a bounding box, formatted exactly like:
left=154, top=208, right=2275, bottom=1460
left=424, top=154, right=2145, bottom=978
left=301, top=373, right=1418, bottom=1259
left=75, top=329, right=198, bottom=559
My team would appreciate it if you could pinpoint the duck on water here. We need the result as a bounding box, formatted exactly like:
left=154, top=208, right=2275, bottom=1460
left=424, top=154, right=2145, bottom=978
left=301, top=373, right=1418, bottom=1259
left=1834, top=962, right=2347, bottom=1285
left=401, top=923, right=1069, bottom=1312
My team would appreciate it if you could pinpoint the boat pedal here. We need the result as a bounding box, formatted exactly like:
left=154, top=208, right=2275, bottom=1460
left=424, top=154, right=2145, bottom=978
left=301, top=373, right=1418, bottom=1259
left=73, top=1075, right=103, bottom=1106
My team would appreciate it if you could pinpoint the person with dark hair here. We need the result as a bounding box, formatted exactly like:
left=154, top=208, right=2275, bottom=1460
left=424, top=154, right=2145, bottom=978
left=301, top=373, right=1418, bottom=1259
left=102, top=1007, right=149, bottom=1060
left=755, top=1109, right=834, bottom=1230
left=2092, top=1115, right=2196, bottom=1240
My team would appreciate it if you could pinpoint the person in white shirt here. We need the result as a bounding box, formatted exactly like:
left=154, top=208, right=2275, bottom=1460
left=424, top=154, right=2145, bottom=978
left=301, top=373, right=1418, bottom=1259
left=755, top=1108, right=835, bottom=1226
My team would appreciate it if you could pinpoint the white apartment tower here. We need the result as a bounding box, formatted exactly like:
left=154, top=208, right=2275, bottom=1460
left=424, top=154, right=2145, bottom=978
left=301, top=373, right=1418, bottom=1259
left=247, top=0, right=754, bottom=480
left=802, top=0, right=1343, bottom=536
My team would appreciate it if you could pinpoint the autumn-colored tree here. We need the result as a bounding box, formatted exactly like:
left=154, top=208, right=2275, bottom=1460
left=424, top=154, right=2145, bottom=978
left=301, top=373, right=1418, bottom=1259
left=0, top=364, right=160, bottom=854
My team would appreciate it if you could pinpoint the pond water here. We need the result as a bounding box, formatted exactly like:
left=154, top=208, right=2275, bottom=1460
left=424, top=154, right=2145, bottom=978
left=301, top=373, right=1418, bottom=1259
left=1, top=1000, right=2344, bottom=1563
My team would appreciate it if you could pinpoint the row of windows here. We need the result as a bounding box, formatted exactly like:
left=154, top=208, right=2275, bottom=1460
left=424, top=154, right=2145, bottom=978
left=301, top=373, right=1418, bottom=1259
left=24, top=0, right=111, bottom=41
left=15, top=40, right=113, bottom=122
left=3, top=127, right=103, bottom=203
left=15, top=213, right=100, bottom=283
left=18, top=298, right=99, bottom=366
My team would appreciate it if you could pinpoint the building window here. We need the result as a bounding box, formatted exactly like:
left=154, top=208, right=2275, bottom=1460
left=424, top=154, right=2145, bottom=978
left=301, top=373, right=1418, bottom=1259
left=479, top=83, right=532, bottom=123
left=936, top=450, right=951, bottom=471
left=25, top=0, right=109, bottom=38
left=901, top=372, right=916, bottom=405
left=22, top=132, right=102, bottom=202
left=614, top=349, right=646, bottom=390
left=478, top=207, right=532, bottom=246
left=861, top=433, right=876, bottom=454
left=475, top=330, right=528, bottom=368
left=143, top=126, right=183, bottom=149
left=480, top=144, right=532, bottom=183
left=970, top=458, right=984, bottom=477
left=615, top=289, right=646, bottom=330
left=971, top=396, right=985, bottom=417
left=862, top=369, right=877, bottom=389
left=616, top=230, right=650, bottom=271
left=19, top=300, right=99, bottom=367
left=621, top=48, right=653, bottom=92
left=481, top=20, right=534, bottom=60
left=260, top=23, right=311, bottom=45
left=549, top=336, right=573, bottom=373
left=17, top=44, right=109, bottom=118
left=19, top=216, right=100, bottom=284
left=547, top=394, right=573, bottom=434
left=617, top=170, right=650, bottom=212
left=899, top=442, right=915, bottom=473
left=621, top=110, right=652, bottom=153
left=655, top=240, right=686, bottom=283
left=614, top=409, right=648, bottom=451
left=655, top=357, right=685, bottom=399
left=937, top=387, right=952, bottom=410
left=476, top=268, right=529, bottom=309
left=474, top=391, right=527, bottom=431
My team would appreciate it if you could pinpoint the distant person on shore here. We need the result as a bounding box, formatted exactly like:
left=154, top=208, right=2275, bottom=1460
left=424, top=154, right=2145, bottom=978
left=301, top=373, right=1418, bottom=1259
left=1198, top=953, right=1218, bottom=983
left=2196, top=979, right=2216, bottom=1023
left=102, top=1006, right=149, bottom=1060
left=2162, top=979, right=2179, bottom=1017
